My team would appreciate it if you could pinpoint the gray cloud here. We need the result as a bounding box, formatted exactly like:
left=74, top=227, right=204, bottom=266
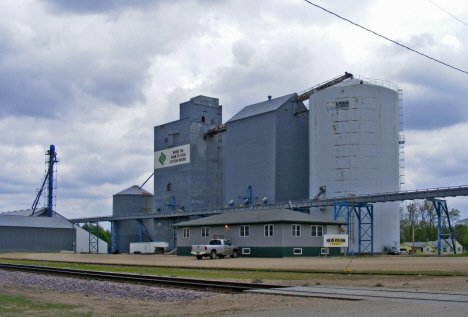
left=1, top=0, right=468, bottom=220
left=41, top=0, right=157, bottom=15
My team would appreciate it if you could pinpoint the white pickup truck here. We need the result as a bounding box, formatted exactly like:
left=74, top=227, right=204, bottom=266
left=191, top=239, right=238, bottom=260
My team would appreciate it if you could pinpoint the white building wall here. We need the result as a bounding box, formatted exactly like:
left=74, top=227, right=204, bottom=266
left=75, top=224, right=108, bottom=254
left=309, top=81, right=400, bottom=252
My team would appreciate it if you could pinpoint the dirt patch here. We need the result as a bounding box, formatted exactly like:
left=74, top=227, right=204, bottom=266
left=0, top=281, right=336, bottom=317
left=1, top=253, right=467, bottom=274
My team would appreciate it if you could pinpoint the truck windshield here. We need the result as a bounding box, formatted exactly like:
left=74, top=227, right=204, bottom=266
left=209, top=240, right=221, bottom=245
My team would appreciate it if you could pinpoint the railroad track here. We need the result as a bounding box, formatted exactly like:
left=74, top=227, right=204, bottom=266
left=0, top=263, right=288, bottom=293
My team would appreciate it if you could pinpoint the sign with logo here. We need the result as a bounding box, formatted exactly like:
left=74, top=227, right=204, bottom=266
left=327, top=100, right=349, bottom=110
left=323, top=234, right=348, bottom=247
left=154, top=144, right=190, bottom=169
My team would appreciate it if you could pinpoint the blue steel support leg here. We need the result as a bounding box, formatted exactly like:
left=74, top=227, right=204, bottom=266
left=172, top=217, right=176, bottom=250
left=370, top=205, right=374, bottom=256
left=428, top=199, right=456, bottom=255
left=437, top=205, right=441, bottom=255
left=334, top=203, right=350, bottom=256
left=355, top=206, right=362, bottom=255
left=136, top=219, right=153, bottom=242
left=347, top=203, right=373, bottom=256
left=110, top=221, right=118, bottom=253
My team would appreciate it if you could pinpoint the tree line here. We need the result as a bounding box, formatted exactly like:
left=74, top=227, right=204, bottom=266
left=81, top=223, right=111, bottom=252
left=400, top=200, right=468, bottom=249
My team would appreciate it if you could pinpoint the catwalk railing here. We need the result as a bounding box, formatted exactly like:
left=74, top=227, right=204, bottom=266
left=69, top=185, right=468, bottom=223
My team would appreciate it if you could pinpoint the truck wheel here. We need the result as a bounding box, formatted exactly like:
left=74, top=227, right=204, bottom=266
left=230, top=250, right=238, bottom=258
left=210, top=250, right=217, bottom=259
left=218, top=255, right=225, bottom=259
left=196, top=255, right=203, bottom=260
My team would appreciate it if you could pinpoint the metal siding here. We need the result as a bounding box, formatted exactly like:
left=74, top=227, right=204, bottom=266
left=154, top=105, right=224, bottom=213
left=154, top=118, right=192, bottom=213
left=274, top=100, right=309, bottom=201
left=225, top=111, right=277, bottom=205
left=280, top=223, right=324, bottom=247
left=310, top=82, right=400, bottom=252
left=176, top=222, right=328, bottom=249
left=0, top=227, right=74, bottom=252
left=113, top=193, right=155, bottom=253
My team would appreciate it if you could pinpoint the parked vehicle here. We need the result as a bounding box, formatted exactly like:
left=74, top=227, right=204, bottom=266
left=191, top=239, right=238, bottom=259
left=130, top=242, right=168, bottom=254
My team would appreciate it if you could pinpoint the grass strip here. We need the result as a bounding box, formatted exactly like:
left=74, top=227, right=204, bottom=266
left=0, top=293, right=88, bottom=317
left=1, top=257, right=467, bottom=278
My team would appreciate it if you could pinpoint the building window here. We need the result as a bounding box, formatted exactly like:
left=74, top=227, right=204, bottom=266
left=164, top=138, right=167, bottom=143
left=321, top=248, right=329, bottom=255
left=443, top=247, right=447, bottom=252
left=293, top=248, right=302, bottom=255
left=201, top=227, right=210, bottom=238
left=458, top=247, right=461, bottom=252
left=202, top=116, right=205, bottom=122
left=264, top=224, right=274, bottom=237
left=311, top=225, right=323, bottom=237
left=240, top=225, right=250, bottom=237
left=292, top=224, right=301, bottom=237
left=183, top=228, right=190, bottom=238
left=242, top=248, right=251, bottom=255
left=211, top=119, right=214, bottom=124
left=426, top=248, right=430, bottom=252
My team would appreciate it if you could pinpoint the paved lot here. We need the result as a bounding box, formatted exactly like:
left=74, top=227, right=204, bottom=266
left=248, top=285, right=468, bottom=303
left=0, top=252, right=467, bottom=273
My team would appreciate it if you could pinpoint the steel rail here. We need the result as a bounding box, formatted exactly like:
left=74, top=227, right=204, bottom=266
left=0, top=263, right=287, bottom=293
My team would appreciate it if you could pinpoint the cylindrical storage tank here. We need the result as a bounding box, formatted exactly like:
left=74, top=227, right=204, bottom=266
left=113, top=185, right=155, bottom=253
left=309, top=78, right=400, bottom=253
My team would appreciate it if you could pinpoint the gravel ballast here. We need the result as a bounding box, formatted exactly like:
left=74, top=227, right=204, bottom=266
left=0, top=269, right=215, bottom=302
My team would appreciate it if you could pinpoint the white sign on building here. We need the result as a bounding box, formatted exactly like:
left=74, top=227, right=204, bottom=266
left=323, top=234, right=348, bottom=247
left=154, top=144, right=190, bottom=169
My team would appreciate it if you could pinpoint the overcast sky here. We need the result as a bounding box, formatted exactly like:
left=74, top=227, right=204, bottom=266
left=1, top=0, right=468, bottom=221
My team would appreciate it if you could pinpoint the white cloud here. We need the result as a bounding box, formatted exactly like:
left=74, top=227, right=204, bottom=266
left=1, top=0, right=468, bottom=221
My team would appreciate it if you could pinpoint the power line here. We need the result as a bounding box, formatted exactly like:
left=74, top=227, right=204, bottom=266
left=303, top=0, right=468, bottom=76
left=427, top=0, right=468, bottom=28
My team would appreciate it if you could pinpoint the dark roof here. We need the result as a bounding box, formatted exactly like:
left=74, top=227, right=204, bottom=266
left=173, top=209, right=346, bottom=227
left=115, top=185, right=153, bottom=196
left=227, top=93, right=297, bottom=122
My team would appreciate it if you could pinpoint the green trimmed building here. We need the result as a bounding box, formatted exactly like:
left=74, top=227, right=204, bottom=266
left=173, top=208, right=347, bottom=258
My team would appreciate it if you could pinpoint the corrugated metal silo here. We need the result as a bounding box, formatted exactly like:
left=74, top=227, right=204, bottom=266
left=309, top=78, right=400, bottom=252
left=113, top=185, right=155, bottom=253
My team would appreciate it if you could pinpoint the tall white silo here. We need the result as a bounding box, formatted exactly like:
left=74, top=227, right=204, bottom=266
left=309, top=78, right=400, bottom=253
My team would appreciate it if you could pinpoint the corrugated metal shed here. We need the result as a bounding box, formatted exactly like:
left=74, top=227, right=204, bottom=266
left=173, top=209, right=346, bottom=227
left=0, top=215, right=73, bottom=229
left=227, top=93, right=297, bottom=122
left=115, top=185, right=153, bottom=196
left=0, top=207, right=48, bottom=217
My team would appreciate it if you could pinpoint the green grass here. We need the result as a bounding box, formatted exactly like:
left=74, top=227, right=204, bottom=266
left=0, top=293, right=89, bottom=317
left=446, top=252, right=468, bottom=257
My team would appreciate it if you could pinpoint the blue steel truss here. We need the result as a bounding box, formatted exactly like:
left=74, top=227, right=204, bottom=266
left=427, top=199, right=456, bottom=255
left=110, top=221, right=118, bottom=253
left=88, top=222, right=99, bottom=254
left=334, top=202, right=373, bottom=256
left=136, top=219, right=153, bottom=242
